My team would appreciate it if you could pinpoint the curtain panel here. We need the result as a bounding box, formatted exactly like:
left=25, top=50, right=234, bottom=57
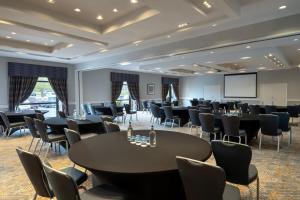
left=9, top=76, right=38, bottom=111
left=111, top=72, right=139, bottom=83
left=161, top=77, right=179, bottom=101
left=111, top=81, right=123, bottom=103
left=173, top=83, right=180, bottom=100
left=127, top=82, right=140, bottom=110
left=48, top=78, right=69, bottom=115
left=162, top=84, right=169, bottom=101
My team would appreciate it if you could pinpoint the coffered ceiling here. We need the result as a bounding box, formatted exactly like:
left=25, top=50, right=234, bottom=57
left=0, top=0, right=300, bottom=76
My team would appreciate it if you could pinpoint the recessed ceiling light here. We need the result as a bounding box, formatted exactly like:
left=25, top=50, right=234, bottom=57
left=26, top=40, right=30, bottom=42
left=74, top=8, right=81, bottom=12
left=278, top=5, right=287, bottom=10
left=99, top=49, right=108, bottom=53
left=66, top=43, right=74, bottom=48
left=203, top=1, right=212, bottom=8
left=6, top=36, right=11, bottom=39
left=268, top=53, right=273, bottom=57
left=16, top=52, right=26, bottom=55
left=155, top=67, right=161, bottom=70
left=11, top=32, right=16, bottom=35
left=210, top=51, right=214, bottom=54
left=133, top=40, right=143, bottom=45
left=239, top=70, right=246, bottom=73
left=97, top=15, right=103, bottom=20
left=47, top=0, right=56, bottom=4
left=120, top=62, right=131, bottom=66
left=178, top=23, right=188, bottom=28
left=258, top=67, right=266, bottom=70
left=205, top=61, right=214, bottom=64
left=294, top=39, right=299, bottom=41
left=297, top=48, right=300, bottom=51
left=240, top=56, right=251, bottom=60
left=113, top=8, right=118, bottom=12
left=131, top=0, right=139, bottom=4
left=44, top=43, right=48, bottom=46
left=246, top=45, right=251, bottom=49
left=206, top=70, right=215, bottom=74
left=211, top=24, right=217, bottom=27
left=194, top=72, right=200, bottom=75
left=50, top=40, right=54, bottom=43
left=167, top=35, right=171, bottom=38
left=298, top=64, right=300, bottom=68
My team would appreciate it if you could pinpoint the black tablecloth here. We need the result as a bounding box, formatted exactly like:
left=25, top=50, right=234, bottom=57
left=69, top=130, right=211, bottom=200
left=0, top=110, right=48, bottom=126
left=44, top=115, right=105, bottom=135
left=160, top=107, right=191, bottom=126
left=92, top=106, right=123, bottom=116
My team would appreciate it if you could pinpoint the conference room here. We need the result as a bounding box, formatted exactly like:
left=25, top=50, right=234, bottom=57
left=0, top=0, right=300, bottom=199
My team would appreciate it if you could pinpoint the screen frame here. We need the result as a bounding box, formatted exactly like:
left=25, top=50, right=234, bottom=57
left=223, top=72, right=257, bottom=98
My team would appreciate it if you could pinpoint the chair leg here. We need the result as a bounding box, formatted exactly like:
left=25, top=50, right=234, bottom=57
left=33, top=139, right=41, bottom=153
left=289, top=129, right=292, bottom=145
left=277, top=135, right=280, bottom=152
left=171, top=119, right=174, bottom=128
left=238, top=136, right=241, bottom=144
left=28, top=137, right=34, bottom=151
left=256, top=176, right=260, bottom=200
left=33, top=193, right=37, bottom=200
left=245, top=135, right=247, bottom=145
left=44, top=143, right=51, bottom=161
left=259, top=134, right=263, bottom=150
left=65, top=140, right=69, bottom=153
left=38, top=142, right=44, bottom=156
left=223, top=134, right=226, bottom=141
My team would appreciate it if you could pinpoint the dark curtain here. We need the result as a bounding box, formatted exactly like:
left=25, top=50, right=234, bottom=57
left=127, top=82, right=140, bottom=110
left=48, top=78, right=69, bottom=115
left=9, top=76, right=38, bottom=111
left=162, top=84, right=170, bottom=101
left=111, top=81, right=123, bottom=103
left=173, top=83, right=179, bottom=100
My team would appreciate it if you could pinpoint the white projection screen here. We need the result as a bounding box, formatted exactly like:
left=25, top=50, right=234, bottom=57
left=224, top=73, right=257, bottom=98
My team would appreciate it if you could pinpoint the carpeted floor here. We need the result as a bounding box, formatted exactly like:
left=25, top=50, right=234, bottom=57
left=0, top=111, right=299, bottom=200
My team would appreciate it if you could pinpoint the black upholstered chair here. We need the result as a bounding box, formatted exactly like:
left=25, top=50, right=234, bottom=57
left=176, top=156, right=241, bottom=200
left=259, top=114, right=282, bottom=152
left=58, top=111, right=67, bottom=118
left=16, top=147, right=88, bottom=200
left=104, top=121, right=121, bottom=133
left=211, top=141, right=259, bottom=200
left=272, top=112, right=292, bottom=145
left=264, top=105, right=276, bottom=114
left=222, top=115, right=247, bottom=144
left=173, top=100, right=179, bottom=107
left=36, top=112, right=45, bottom=121
left=190, top=99, right=199, bottom=107
left=43, top=164, right=127, bottom=200
left=0, top=111, right=26, bottom=136
left=142, top=100, right=149, bottom=112
left=188, top=109, right=201, bottom=134
left=34, top=119, right=67, bottom=159
left=163, top=106, right=181, bottom=127
left=238, top=103, right=248, bottom=114
left=110, top=104, right=124, bottom=123
left=199, top=107, right=212, bottom=114
left=64, top=128, right=81, bottom=146
left=249, top=105, right=261, bottom=115
left=67, top=119, right=97, bottom=139
left=212, top=102, right=220, bottom=112
left=199, top=113, right=219, bottom=139
left=287, top=105, right=299, bottom=124
left=150, top=103, right=162, bottom=124
left=124, top=104, right=138, bottom=121
left=24, top=116, right=41, bottom=152
left=227, top=102, right=235, bottom=111
left=81, top=104, right=94, bottom=115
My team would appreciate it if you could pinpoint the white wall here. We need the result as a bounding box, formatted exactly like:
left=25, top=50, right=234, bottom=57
left=81, top=69, right=173, bottom=104
left=0, top=57, right=75, bottom=111
left=180, top=68, right=300, bottom=106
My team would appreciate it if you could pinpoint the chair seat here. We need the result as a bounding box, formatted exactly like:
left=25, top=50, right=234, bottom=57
left=47, top=134, right=66, bottom=142
left=223, top=184, right=241, bottom=200
left=81, top=133, right=98, bottom=139
left=80, top=184, right=127, bottom=200
left=60, top=167, right=88, bottom=186
left=248, top=164, right=258, bottom=184
left=10, top=122, right=26, bottom=128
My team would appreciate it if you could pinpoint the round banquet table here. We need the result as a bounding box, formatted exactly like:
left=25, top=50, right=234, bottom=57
left=44, top=115, right=105, bottom=135
left=214, top=113, right=260, bottom=144
left=69, top=130, right=212, bottom=200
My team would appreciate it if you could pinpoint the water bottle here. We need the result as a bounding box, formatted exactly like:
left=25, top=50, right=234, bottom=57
left=73, top=109, right=77, bottom=118
left=149, top=125, right=156, bottom=147
left=127, top=121, right=133, bottom=141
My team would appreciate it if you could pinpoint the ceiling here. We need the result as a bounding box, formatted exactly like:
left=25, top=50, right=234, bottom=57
left=0, top=0, right=300, bottom=76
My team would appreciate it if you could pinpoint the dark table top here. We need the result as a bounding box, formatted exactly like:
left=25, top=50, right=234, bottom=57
left=214, top=113, right=259, bottom=121
left=44, top=115, right=101, bottom=126
left=69, top=130, right=211, bottom=174
left=5, top=110, right=48, bottom=117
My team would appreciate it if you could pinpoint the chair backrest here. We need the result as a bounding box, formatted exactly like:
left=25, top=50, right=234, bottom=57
left=238, top=103, right=248, bottom=113
left=188, top=109, right=201, bottom=126
left=259, top=114, right=280, bottom=136
left=0, top=111, right=10, bottom=129
left=43, top=164, right=80, bottom=200
left=212, top=102, right=220, bottom=111
left=173, top=100, right=179, bottom=107
left=190, top=99, right=199, bottom=107
left=67, top=119, right=79, bottom=133
left=249, top=105, right=260, bottom=115
left=36, top=113, right=45, bottom=121
left=110, top=104, right=118, bottom=116
left=272, top=112, right=290, bottom=132
left=211, top=140, right=252, bottom=185
left=24, top=116, right=39, bottom=138
left=142, top=101, right=148, bottom=109
left=287, top=105, right=299, bottom=117
left=176, top=156, right=226, bottom=200
left=124, top=104, right=131, bottom=114
left=34, top=119, right=49, bottom=142
left=64, top=128, right=81, bottom=146
left=150, top=104, right=161, bottom=118
left=104, top=121, right=121, bottom=133
left=199, top=113, right=214, bottom=133
left=227, top=102, right=234, bottom=110
left=16, top=148, right=52, bottom=198
left=58, top=111, right=66, bottom=118
left=265, top=105, right=276, bottom=114
left=222, top=115, right=240, bottom=136
left=163, top=106, right=174, bottom=118
left=199, top=107, right=211, bottom=114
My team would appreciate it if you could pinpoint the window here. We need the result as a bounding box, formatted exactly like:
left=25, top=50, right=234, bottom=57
left=19, top=77, right=60, bottom=117
left=166, top=84, right=177, bottom=102
left=116, top=82, right=137, bottom=110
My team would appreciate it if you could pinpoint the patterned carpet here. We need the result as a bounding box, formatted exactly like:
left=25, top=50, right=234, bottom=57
left=0, top=112, right=299, bottom=200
